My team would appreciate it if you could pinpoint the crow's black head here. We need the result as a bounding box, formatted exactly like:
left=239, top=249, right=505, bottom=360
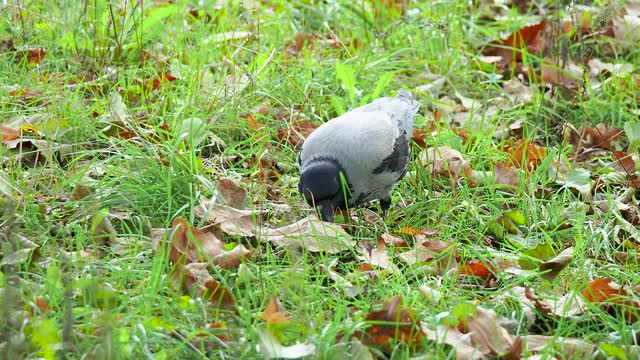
left=298, top=158, right=346, bottom=222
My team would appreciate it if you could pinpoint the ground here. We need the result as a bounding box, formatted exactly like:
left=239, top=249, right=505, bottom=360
left=2, top=0, right=640, bottom=359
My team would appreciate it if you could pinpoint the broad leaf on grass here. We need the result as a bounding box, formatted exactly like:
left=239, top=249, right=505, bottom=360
left=151, top=217, right=253, bottom=268
left=357, top=238, right=396, bottom=273
left=195, top=198, right=265, bottom=237
left=172, top=262, right=235, bottom=308
left=554, top=167, right=592, bottom=199
left=178, top=117, right=207, bottom=147
left=215, top=177, right=247, bottom=209
left=335, top=62, right=357, bottom=105
left=582, top=278, right=640, bottom=323
left=258, top=215, right=354, bottom=253
left=356, top=296, right=423, bottom=353
left=25, top=318, right=61, bottom=360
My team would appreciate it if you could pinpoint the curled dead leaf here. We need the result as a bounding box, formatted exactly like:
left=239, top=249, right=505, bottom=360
left=539, top=247, right=573, bottom=280
left=151, top=217, right=253, bottom=268
left=419, top=146, right=472, bottom=180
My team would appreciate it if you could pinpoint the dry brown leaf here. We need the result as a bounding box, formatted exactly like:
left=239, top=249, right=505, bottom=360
left=17, top=48, right=46, bottom=64
left=151, top=217, right=253, bottom=268
left=482, top=20, right=547, bottom=69
left=172, top=262, right=235, bottom=308
left=504, top=139, right=547, bottom=171
left=582, top=278, right=640, bottom=322
left=612, top=150, right=636, bottom=174
left=260, top=297, right=290, bottom=323
left=379, top=232, right=408, bottom=247
left=419, top=146, right=472, bottom=180
left=195, top=198, right=265, bottom=237
left=358, top=238, right=395, bottom=273
left=494, top=162, right=520, bottom=188
left=523, top=287, right=554, bottom=316
left=421, top=324, right=482, bottom=360
left=412, top=128, right=427, bottom=148
left=503, top=77, right=537, bottom=105
left=258, top=215, right=355, bottom=253
left=539, top=247, right=573, bottom=280
left=215, top=178, right=247, bottom=209
left=276, top=120, right=318, bottom=147
left=566, top=123, right=623, bottom=150
left=358, top=296, right=423, bottom=353
left=466, top=307, right=514, bottom=357
left=397, top=240, right=457, bottom=276
left=3, top=139, right=72, bottom=166
left=1, top=125, right=19, bottom=141
left=459, top=259, right=518, bottom=279
left=521, top=335, right=596, bottom=358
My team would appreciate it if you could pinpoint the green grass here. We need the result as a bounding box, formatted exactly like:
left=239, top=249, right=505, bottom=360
left=2, top=0, right=640, bottom=359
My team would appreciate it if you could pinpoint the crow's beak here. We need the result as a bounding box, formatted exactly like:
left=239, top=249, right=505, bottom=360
left=317, top=199, right=335, bottom=222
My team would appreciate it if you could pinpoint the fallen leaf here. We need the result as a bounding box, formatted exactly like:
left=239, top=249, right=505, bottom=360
left=521, top=335, right=596, bottom=358
left=582, top=278, right=640, bottom=322
left=172, top=262, right=235, bottom=308
left=419, top=146, right=472, bottom=180
left=421, top=323, right=480, bottom=359
left=1, top=126, right=20, bottom=141
left=504, top=139, right=547, bottom=171
left=2, top=139, right=73, bottom=166
left=465, top=307, right=514, bottom=357
left=412, top=128, right=427, bottom=148
left=261, top=297, right=290, bottom=323
left=494, top=162, right=520, bottom=188
left=459, top=260, right=493, bottom=278
left=565, top=123, right=623, bottom=150
left=358, top=238, right=395, bottom=273
left=17, top=48, right=46, bottom=64
left=258, top=215, right=355, bottom=253
left=277, top=120, right=318, bottom=147
left=539, top=247, right=573, bottom=280
left=151, top=217, right=253, bottom=268
left=503, top=77, right=537, bottom=105
left=612, top=150, right=636, bottom=174
left=359, top=296, right=423, bottom=352
left=379, top=232, right=408, bottom=247
left=195, top=198, right=265, bottom=237
left=256, top=325, right=316, bottom=359
left=215, top=178, right=247, bottom=209
left=396, top=226, right=437, bottom=236
left=482, top=20, right=547, bottom=69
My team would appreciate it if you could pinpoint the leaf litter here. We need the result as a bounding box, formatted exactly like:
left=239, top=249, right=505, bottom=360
left=6, top=0, right=640, bottom=359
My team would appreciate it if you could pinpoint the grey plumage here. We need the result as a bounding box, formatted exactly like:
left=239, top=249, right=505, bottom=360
left=298, top=89, right=419, bottom=222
